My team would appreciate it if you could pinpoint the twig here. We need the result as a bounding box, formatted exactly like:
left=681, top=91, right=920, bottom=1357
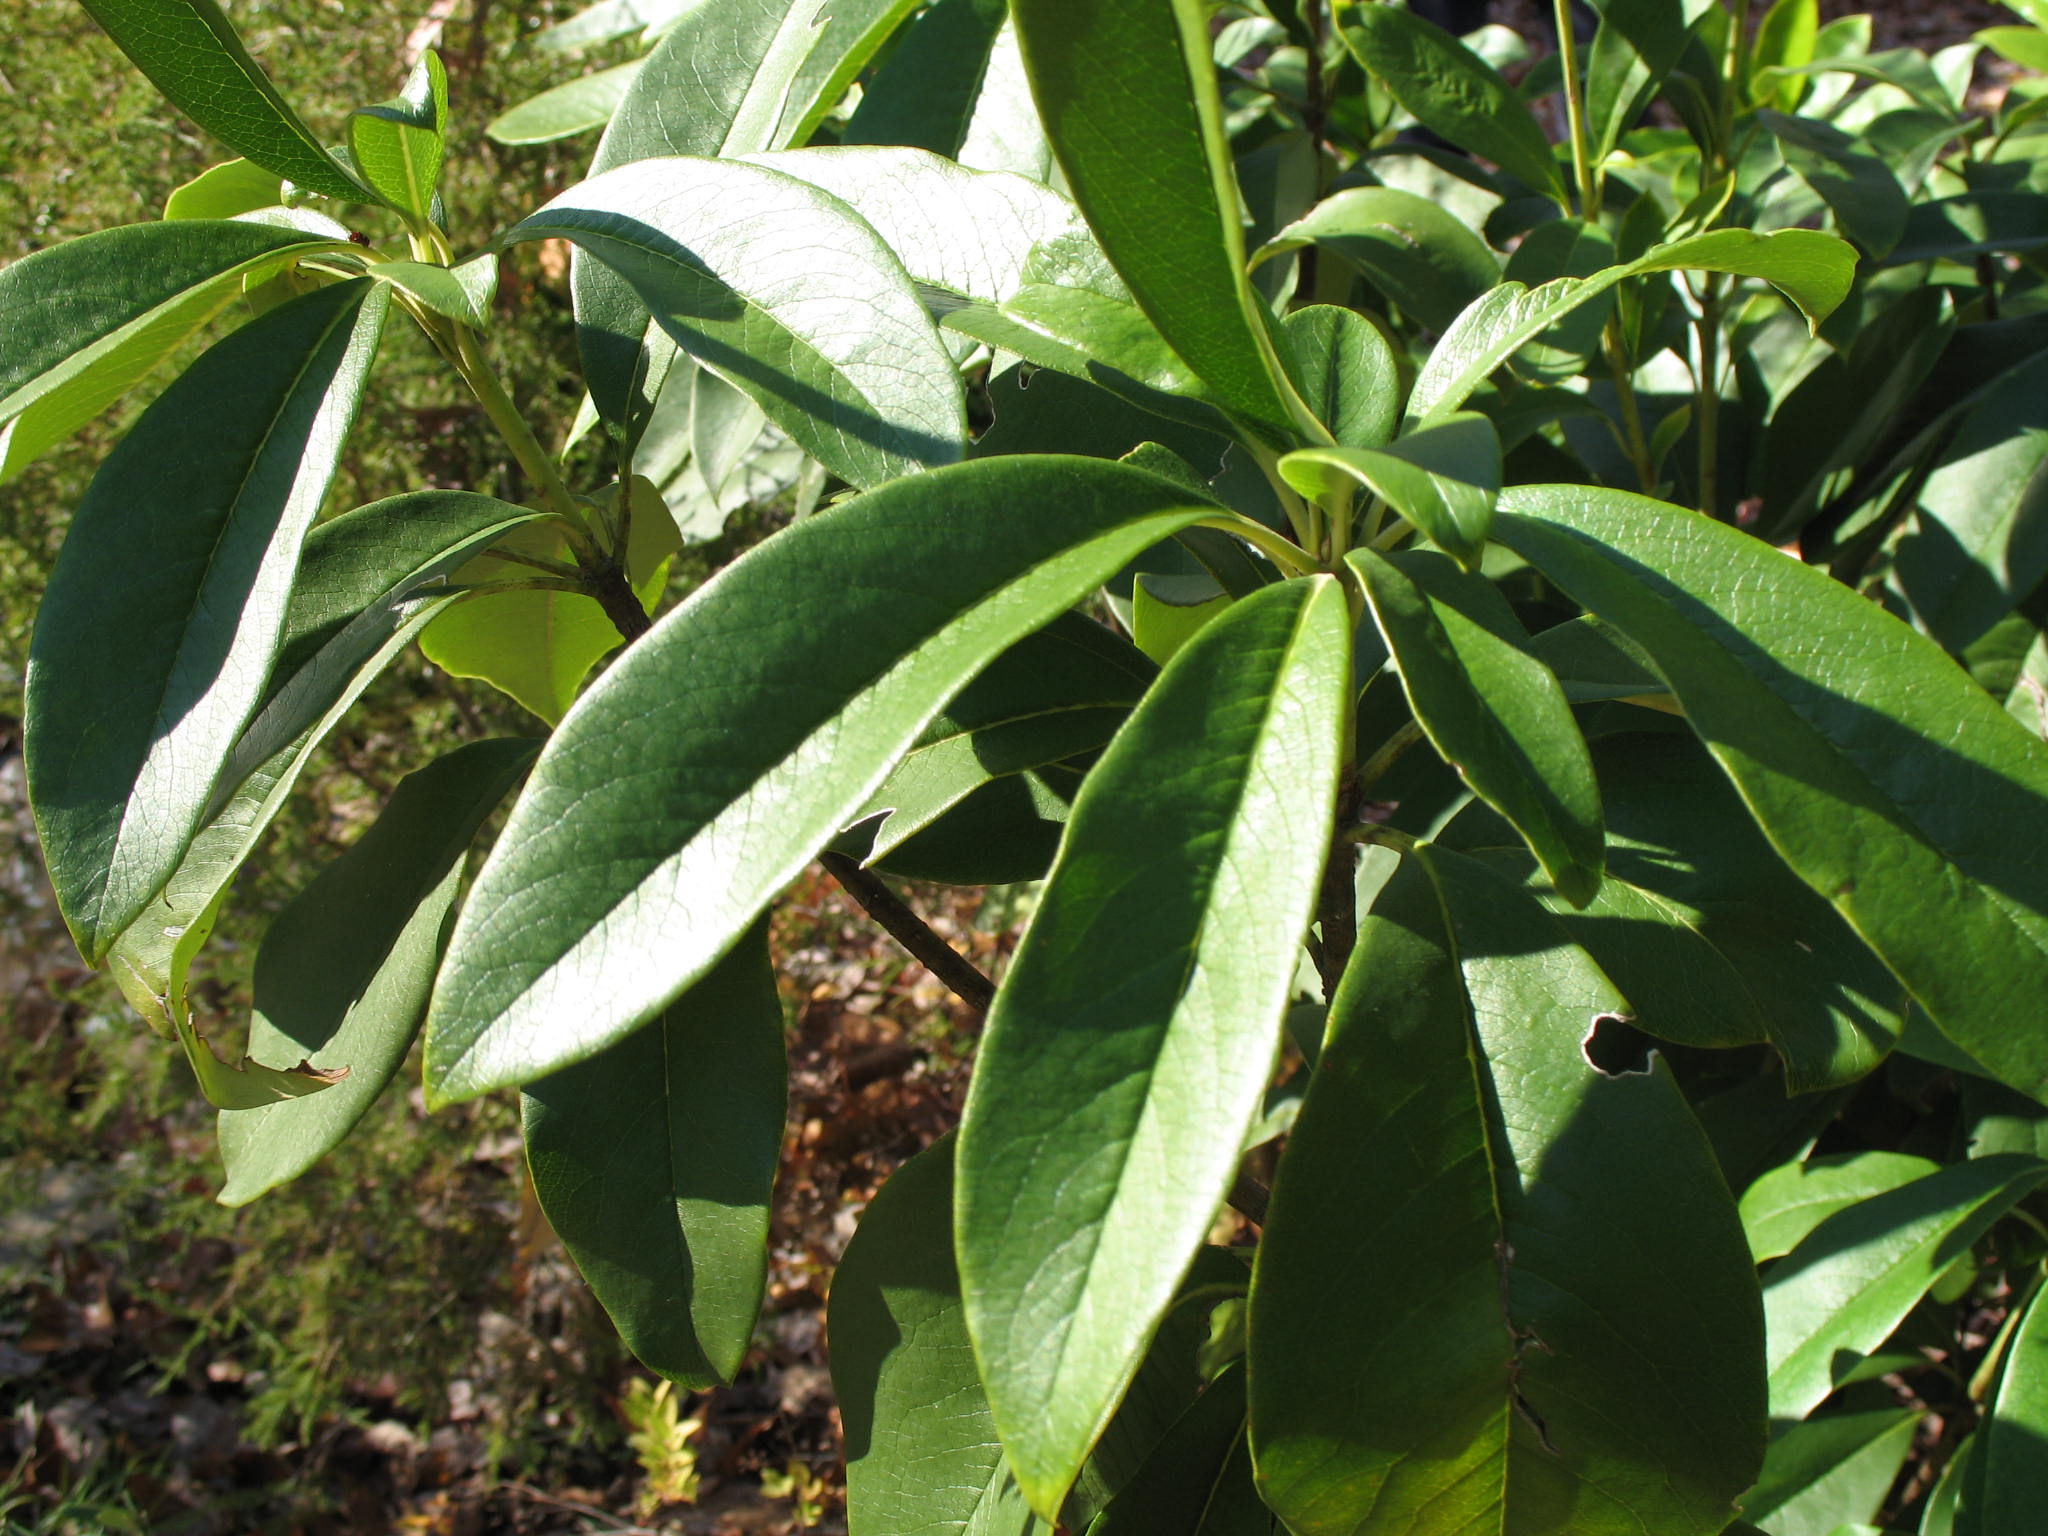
left=502, top=1481, right=664, bottom=1534
left=1228, top=1173, right=1272, bottom=1227
left=818, top=851, right=997, bottom=1014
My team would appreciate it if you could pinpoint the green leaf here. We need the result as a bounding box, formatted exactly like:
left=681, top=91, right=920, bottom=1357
left=162, top=157, right=282, bottom=219
left=1287, top=414, right=1503, bottom=564
left=1132, top=573, right=1232, bottom=667
left=688, top=365, right=765, bottom=502
left=1338, top=3, right=1566, bottom=203
left=842, top=0, right=1008, bottom=158
left=1980, top=24, right=2048, bottom=73
left=1408, top=229, right=1857, bottom=426
left=538, top=0, right=690, bottom=52
left=1887, top=193, right=2048, bottom=266
left=1352, top=548, right=1603, bottom=903
left=957, top=576, right=1351, bottom=1518
left=1967, top=1276, right=2048, bottom=1533
left=1254, top=186, right=1501, bottom=334
left=1763, top=1155, right=2048, bottom=1418
left=365, top=255, right=497, bottom=329
left=1089, top=1367, right=1265, bottom=1536
left=1741, top=1409, right=1922, bottom=1536
left=105, top=491, right=541, bottom=1043
left=0, top=220, right=346, bottom=483
left=1761, top=110, right=1910, bottom=258
left=1587, top=0, right=1717, bottom=164
left=25, top=279, right=386, bottom=964
left=347, top=50, right=446, bottom=222
left=1741, top=1152, right=1944, bottom=1263
left=1249, top=848, right=1766, bottom=1536
left=484, top=61, right=641, bottom=146
left=1277, top=305, right=1399, bottom=452
left=1494, top=484, right=2048, bottom=1104
left=524, top=918, right=783, bottom=1386
left=831, top=1135, right=1046, bottom=1536
left=425, top=457, right=1214, bottom=1103
left=1752, top=0, right=1821, bottom=109
left=77, top=0, right=361, bottom=200
left=1444, top=733, right=1906, bottom=1092
left=508, top=157, right=965, bottom=490
left=1008, top=0, right=1304, bottom=442
left=216, top=738, right=537, bottom=1206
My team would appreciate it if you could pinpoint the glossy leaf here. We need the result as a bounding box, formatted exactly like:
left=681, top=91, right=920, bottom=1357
left=1495, top=484, right=2048, bottom=1104
left=525, top=919, right=784, bottom=1386
left=162, top=157, right=281, bottom=220
left=425, top=457, right=1215, bottom=1103
left=1761, top=109, right=1909, bottom=258
left=484, top=61, right=640, bottom=146
left=1353, top=548, right=1603, bottom=904
left=1586, top=0, right=1717, bottom=164
left=78, top=0, right=363, bottom=200
left=831, top=1135, right=1045, bottom=1536
left=25, top=279, right=386, bottom=963
left=1966, top=1275, right=2048, bottom=1534
left=1740, top=1152, right=1944, bottom=1263
left=1285, top=414, right=1502, bottom=564
left=1763, top=1155, right=2048, bottom=1418
left=1256, top=186, right=1501, bottom=333
left=1339, top=4, right=1565, bottom=202
left=1008, top=0, right=1303, bottom=442
left=216, top=739, right=538, bottom=1206
left=842, top=0, right=1007, bottom=158
left=1277, top=305, right=1398, bottom=452
left=508, top=157, right=965, bottom=490
left=1249, top=848, right=1766, bottom=1536
left=1741, top=1409, right=1922, bottom=1536
left=0, top=220, right=345, bottom=483
left=1408, top=230, right=1857, bottom=426
left=957, top=576, right=1350, bottom=1517
left=347, top=50, right=447, bottom=222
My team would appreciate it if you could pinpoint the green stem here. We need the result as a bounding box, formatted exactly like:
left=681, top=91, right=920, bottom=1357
left=1696, top=277, right=1725, bottom=515
left=1554, top=0, right=1600, bottom=220
left=1356, top=718, right=1425, bottom=795
left=449, top=327, right=598, bottom=565
left=1194, top=514, right=1321, bottom=578
left=1247, top=445, right=1320, bottom=552
left=1604, top=317, right=1657, bottom=493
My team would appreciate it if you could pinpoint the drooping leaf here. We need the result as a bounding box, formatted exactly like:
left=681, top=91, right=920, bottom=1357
left=78, top=0, right=363, bottom=200
left=524, top=919, right=784, bottom=1386
left=25, top=279, right=387, bottom=963
left=1407, top=229, right=1857, bottom=426
left=1008, top=0, right=1304, bottom=442
left=484, top=61, right=641, bottom=146
left=1352, top=548, right=1603, bottom=904
left=508, top=157, right=965, bottom=490
left=0, top=220, right=346, bottom=483
left=216, top=739, right=538, bottom=1205
left=347, top=50, right=447, bottom=222
left=425, top=457, right=1216, bottom=1103
left=1338, top=4, right=1566, bottom=203
left=1277, top=305, right=1399, bottom=452
left=1739, top=1409, right=1922, bottom=1536
left=1283, top=413, right=1503, bottom=564
left=1740, top=1151, right=1944, bottom=1263
left=1255, top=186, right=1502, bottom=333
left=1763, top=1155, right=2048, bottom=1418
left=957, top=576, right=1351, bottom=1517
left=1494, top=485, right=2048, bottom=1104
left=1249, top=848, right=1766, bottom=1536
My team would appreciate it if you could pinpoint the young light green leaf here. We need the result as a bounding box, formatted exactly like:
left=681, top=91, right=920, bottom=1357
left=217, top=738, right=538, bottom=1206
left=1278, top=305, right=1399, bottom=452
left=508, top=157, right=965, bottom=489
left=365, top=255, right=497, bottom=329
left=425, top=457, right=1217, bottom=1103
left=1338, top=4, right=1566, bottom=203
left=957, top=576, right=1351, bottom=1519
left=1761, top=110, right=1910, bottom=258
left=1255, top=185, right=1502, bottom=333
left=25, top=279, right=387, bottom=964
left=1740, top=1152, right=1944, bottom=1263
left=484, top=61, right=641, bottom=145
left=78, top=0, right=363, bottom=200
left=1967, top=1275, right=2048, bottom=1533
left=1763, top=1155, right=2048, bottom=1418
left=0, top=220, right=347, bottom=484
left=1740, top=1409, right=1922, bottom=1536
left=1408, top=229, right=1857, bottom=426
left=524, top=919, right=784, bottom=1386
left=1249, top=849, right=1766, bottom=1536
left=347, top=50, right=447, bottom=222
left=1752, top=0, right=1821, bottom=108
left=1353, top=548, right=1603, bottom=904
left=831, top=1135, right=1047, bottom=1536
left=162, top=157, right=282, bottom=220
left=1008, top=0, right=1306, bottom=443
left=1287, top=413, right=1503, bottom=564
left=1494, top=484, right=2048, bottom=1105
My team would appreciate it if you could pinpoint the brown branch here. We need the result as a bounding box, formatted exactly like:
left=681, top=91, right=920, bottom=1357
left=818, top=850, right=997, bottom=1014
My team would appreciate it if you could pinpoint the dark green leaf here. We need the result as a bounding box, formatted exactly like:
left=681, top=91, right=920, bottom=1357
left=78, top=0, right=363, bottom=199
left=1249, top=848, right=1765, bottom=1536
left=1257, top=187, right=1500, bottom=333
left=1352, top=548, right=1603, bottom=903
left=957, top=576, right=1351, bottom=1518
left=347, top=50, right=447, bottom=222
left=1965, top=1275, right=2048, bottom=1534
left=217, top=739, right=537, bottom=1206
left=1339, top=4, right=1565, bottom=203
left=1587, top=0, right=1717, bottom=164
left=1885, top=193, right=2048, bottom=266
left=1741, top=1152, right=1944, bottom=1263
left=0, top=220, right=345, bottom=483
left=525, top=919, right=784, bottom=1386
left=1009, top=0, right=1304, bottom=442
left=425, top=457, right=1215, bottom=1103
left=1277, top=305, right=1399, bottom=452
left=1741, top=1409, right=1922, bottom=1536
left=843, top=0, right=1007, bottom=158
left=1089, top=1367, right=1267, bottom=1536
left=1761, top=110, right=1910, bottom=258
left=26, top=279, right=387, bottom=963
left=1763, top=1155, right=2048, bottom=1418
left=1495, top=485, right=2048, bottom=1104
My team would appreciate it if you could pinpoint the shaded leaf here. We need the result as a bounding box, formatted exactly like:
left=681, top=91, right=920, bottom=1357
left=1256, top=186, right=1501, bottom=333
left=1741, top=1152, right=1944, bottom=1263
